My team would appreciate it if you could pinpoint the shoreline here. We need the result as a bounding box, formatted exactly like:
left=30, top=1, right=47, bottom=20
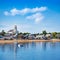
left=0, top=39, right=60, bottom=44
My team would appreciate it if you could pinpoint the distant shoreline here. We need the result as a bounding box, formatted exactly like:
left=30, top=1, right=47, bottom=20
left=0, top=39, right=60, bottom=44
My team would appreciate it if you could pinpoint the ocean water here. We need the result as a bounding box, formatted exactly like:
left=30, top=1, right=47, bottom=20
left=0, top=42, right=60, bottom=60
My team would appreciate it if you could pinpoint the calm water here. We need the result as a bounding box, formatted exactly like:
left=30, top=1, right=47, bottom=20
left=0, top=42, right=60, bottom=60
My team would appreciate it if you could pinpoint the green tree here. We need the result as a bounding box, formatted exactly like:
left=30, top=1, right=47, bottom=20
left=23, top=32, right=30, bottom=35
left=0, top=30, right=6, bottom=36
left=52, top=32, right=57, bottom=38
left=18, top=32, right=23, bottom=35
left=42, top=30, right=47, bottom=36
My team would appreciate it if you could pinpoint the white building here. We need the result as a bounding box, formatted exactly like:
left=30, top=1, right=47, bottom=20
left=36, top=35, right=44, bottom=39
left=56, top=34, right=60, bottom=39
left=36, top=34, right=53, bottom=39
left=4, top=25, right=19, bottom=40
left=8, top=25, right=18, bottom=35
left=5, top=25, right=19, bottom=37
left=46, top=34, right=53, bottom=38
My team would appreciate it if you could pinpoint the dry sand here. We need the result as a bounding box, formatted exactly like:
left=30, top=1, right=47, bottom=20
left=0, top=39, right=60, bottom=44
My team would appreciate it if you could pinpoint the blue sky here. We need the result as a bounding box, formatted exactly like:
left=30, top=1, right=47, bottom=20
left=0, top=0, right=60, bottom=33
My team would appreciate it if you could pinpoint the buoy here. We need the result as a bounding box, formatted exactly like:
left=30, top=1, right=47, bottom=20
left=18, top=44, right=20, bottom=48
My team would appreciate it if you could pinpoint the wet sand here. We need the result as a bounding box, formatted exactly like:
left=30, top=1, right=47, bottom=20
left=0, top=39, right=60, bottom=44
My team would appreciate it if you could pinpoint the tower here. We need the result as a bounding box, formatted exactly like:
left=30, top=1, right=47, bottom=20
left=15, top=25, right=17, bottom=32
left=14, top=25, right=18, bottom=35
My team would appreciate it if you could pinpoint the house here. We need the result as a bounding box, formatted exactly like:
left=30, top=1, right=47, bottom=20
left=4, top=25, right=19, bottom=40
left=56, top=34, right=60, bottom=39
left=46, top=34, right=53, bottom=39
left=7, top=25, right=18, bottom=35
left=35, top=35, right=44, bottom=39
left=8, top=30, right=14, bottom=35
left=28, top=34, right=35, bottom=40
left=35, top=34, right=53, bottom=40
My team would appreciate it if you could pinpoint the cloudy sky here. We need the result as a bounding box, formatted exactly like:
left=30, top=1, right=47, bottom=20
left=0, top=0, right=60, bottom=33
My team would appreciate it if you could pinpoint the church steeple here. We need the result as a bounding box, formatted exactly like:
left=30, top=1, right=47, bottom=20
left=14, top=25, right=18, bottom=35
left=15, top=25, right=17, bottom=31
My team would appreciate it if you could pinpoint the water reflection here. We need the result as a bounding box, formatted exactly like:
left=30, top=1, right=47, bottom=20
left=42, top=42, right=47, bottom=50
left=31, top=42, right=36, bottom=48
left=0, top=44, right=14, bottom=52
left=0, top=42, right=60, bottom=60
left=14, top=42, right=18, bottom=60
left=0, top=42, right=60, bottom=53
left=0, top=42, right=60, bottom=51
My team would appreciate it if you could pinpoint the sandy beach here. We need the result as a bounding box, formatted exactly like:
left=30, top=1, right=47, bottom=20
left=0, top=39, right=60, bottom=44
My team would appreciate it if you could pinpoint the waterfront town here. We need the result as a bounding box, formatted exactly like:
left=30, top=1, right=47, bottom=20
left=0, top=0, right=60, bottom=60
left=0, top=25, right=60, bottom=40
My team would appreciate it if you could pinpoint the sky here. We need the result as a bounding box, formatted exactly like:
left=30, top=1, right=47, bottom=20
left=0, top=0, right=60, bottom=33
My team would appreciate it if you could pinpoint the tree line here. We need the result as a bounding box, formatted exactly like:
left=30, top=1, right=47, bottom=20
left=0, top=30, right=60, bottom=38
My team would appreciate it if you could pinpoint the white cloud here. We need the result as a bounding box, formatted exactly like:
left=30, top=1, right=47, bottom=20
left=4, top=7, right=47, bottom=16
left=31, top=7, right=47, bottom=13
left=4, top=6, right=47, bottom=23
left=4, top=11, right=9, bottom=16
left=10, top=8, right=19, bottom=16
left=26, top=13, right=44, bottom=23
